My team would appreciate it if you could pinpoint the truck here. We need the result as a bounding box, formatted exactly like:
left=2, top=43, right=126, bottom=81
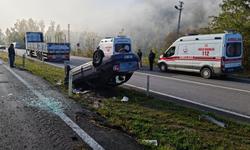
left=13, top=42, right=21, bottom=49
left=158, top=30, right=243, bottom=79
left=98, top=35, right=132, bottom=56
left=25, top=32, right=70, bottom=61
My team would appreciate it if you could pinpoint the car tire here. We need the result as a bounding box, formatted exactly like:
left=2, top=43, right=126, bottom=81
left=92, top=49, right=104, bottom=68
left=201, top=67, right=212, bottom=79
left=160, top=63, right=167, bottom=72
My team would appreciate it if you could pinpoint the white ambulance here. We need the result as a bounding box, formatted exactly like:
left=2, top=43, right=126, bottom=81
left=98, top=35, right=132, bottom=56
left=158, top=31, right=243, bottom=78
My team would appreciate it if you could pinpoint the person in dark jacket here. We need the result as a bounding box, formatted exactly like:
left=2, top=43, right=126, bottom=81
left=148, top=50, right=155, bottom=71
left=8, top=44, right=15, bottom=68
left=137, top=49, right=142, bottom=69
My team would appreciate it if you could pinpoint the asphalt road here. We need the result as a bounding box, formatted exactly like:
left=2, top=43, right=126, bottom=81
left=0, top=59, right=146, bottom=150
left=6, top=49, right=250, bottom=121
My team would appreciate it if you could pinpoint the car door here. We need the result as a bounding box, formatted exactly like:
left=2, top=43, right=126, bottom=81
left=163, top=46, right=176, bottom=70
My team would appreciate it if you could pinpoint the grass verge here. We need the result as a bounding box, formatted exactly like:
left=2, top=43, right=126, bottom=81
left=1, top=51, right=250, bottom=149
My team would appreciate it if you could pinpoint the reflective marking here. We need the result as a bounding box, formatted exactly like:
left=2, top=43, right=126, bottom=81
left=4, top=65, right=104, bottom=150
left=134, top=72, right=250, bottom=94
left=124, top=83, right=250, bottom=119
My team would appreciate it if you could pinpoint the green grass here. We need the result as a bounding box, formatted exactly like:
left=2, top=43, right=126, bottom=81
left=1, top=51, right=250, bottom=149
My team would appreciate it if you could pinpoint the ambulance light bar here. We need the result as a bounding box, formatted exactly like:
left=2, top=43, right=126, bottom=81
left=224, top=30, right=236, bottom=34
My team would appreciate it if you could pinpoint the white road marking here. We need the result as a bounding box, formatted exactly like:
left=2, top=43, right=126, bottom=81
left=124, top=83, right=250, bottom=119
left=134, top=72, right=250, bottom=93
left=4, top=65, right=104, bottom=150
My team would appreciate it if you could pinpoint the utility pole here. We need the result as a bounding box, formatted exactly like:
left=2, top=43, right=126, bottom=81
left=68, top=24, right=70, bottom=52
left=175, top=1, right=184, bottom=39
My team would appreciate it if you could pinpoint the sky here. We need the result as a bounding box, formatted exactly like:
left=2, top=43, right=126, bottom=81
left=0, top=0, right=223, bottom=37
left=0, top=0, right=136, bottom=33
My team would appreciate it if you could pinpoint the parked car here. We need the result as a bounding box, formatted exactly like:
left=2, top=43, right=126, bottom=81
left=0, top=45, right=6, bottom=50
left=64, top=49, right=139, bottom=88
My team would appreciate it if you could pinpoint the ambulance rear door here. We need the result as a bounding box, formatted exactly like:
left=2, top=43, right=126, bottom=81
left=222, top=34, right=243, bottom=74
left=113, top=38, right=132, bottom=54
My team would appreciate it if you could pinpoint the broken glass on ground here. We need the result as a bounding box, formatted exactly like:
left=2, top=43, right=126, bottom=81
left=142, top=140, right=158, bottom=146
left=121, top=96, right=129, bottom=102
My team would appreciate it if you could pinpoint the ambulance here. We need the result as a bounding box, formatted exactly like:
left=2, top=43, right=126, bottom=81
left=98, top=35, right=132, bottom=56
left=158, top=30, right=243, bottom=79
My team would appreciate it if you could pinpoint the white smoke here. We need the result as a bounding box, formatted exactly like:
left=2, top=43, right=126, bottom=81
left=76, top=0, right=222, bottom=51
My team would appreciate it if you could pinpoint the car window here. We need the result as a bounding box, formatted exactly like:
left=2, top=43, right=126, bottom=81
left=115, top=44, right=131, bottom=52
left=226, top=43, right=241, bottom=57
left=165, top=47, right=175, bottom=57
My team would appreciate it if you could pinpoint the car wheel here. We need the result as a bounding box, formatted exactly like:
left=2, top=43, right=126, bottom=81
left=92, top=49, right=104, bottom=68
left=160, top=63, right=167, bottom=72
left=201, top=67, right=212, bottom=79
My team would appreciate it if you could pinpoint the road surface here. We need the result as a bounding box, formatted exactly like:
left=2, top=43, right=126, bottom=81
left=6, top=49, right=250, bottom=121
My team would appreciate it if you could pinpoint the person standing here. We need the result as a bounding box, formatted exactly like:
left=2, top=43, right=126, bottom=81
left=8, top=43, right=15, bottom=68
left=137, top=49, right=142, bottom=69
left=148, top=50, right=155, bottom=71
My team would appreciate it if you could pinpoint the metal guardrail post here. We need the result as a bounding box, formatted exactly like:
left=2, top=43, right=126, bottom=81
left=64, top=61, right=67, bottom=68
left=23, top=53, right=25, bottom=69
left=147, top=75, right=150, bottom=97
left=68, top=70, right=73, bottom=97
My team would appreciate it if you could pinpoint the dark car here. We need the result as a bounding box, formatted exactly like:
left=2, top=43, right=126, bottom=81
left=65, top=49, right=139, bottom=88
left=0, top=45, right=6, bottom=50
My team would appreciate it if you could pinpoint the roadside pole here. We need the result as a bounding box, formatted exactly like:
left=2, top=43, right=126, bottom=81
left=42, top=49, right=44, bottom=64
left=147, top=75, right=150, bottom=97
left=22, top=53, right=25, bottom=69
left=68, top=70, right=73, bottom=97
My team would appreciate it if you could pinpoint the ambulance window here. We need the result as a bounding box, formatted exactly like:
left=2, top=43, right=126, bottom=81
left=226, top=43, right=241, bottom=57
left=165, top=47, right=175, bottom=57
left=115, top=44, right=131, bottom=52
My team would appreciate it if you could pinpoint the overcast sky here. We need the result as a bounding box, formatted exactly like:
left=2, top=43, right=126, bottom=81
left=0, top=0, right=222, bottom=36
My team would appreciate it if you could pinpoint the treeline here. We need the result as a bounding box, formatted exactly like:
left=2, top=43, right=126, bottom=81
left=0, top=19, right=101, bottom=54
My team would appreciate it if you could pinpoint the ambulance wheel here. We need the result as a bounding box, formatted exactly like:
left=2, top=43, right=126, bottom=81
left=201, top=67, right=212, bottom=79
left=160, top=63, right=167, bottom=72
left=92, top=49, right=104, bottom=68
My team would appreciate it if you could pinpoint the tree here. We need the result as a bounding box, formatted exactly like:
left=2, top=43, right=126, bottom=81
left=0, top=28, right=4, bottom=45
left=208, top=0, right=250, bottom=74
left=55, top=24, right=64, bottom=43
left=162, top=29, right=200, bottom=53
left=46, top=21, right=56, bottom=42
left=4, top=18, right=45, bottom=48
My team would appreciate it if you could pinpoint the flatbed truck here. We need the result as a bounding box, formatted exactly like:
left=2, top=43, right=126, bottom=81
left=25, top=32, right=70, bottom=61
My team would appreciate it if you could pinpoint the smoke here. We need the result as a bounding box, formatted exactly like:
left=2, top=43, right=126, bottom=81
left=77, top=0, right=222, bottom=52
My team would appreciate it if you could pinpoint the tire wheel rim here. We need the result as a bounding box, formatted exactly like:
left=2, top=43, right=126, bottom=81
left=203, top=70, right=210, bottom=77
left=161, top=64, right=165, bottom=71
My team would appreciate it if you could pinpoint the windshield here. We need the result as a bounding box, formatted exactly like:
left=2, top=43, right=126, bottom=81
left=226, top=43, right=241, bottom=57
left=115, top=44, right=131, bottom=53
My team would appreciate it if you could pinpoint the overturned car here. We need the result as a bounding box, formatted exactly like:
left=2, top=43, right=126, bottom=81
left=65, top=49, right=140, bottom=88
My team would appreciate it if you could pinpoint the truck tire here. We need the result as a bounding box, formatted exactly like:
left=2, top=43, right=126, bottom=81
left=92, top=49, right=104, bottom=68
left=26, top=50, right=30, bottom=56
left=30, top=51, right=33, bottom=57
left=201, top=67, right=212, bottom=79
left=160, top=63, right=167, bottom=72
